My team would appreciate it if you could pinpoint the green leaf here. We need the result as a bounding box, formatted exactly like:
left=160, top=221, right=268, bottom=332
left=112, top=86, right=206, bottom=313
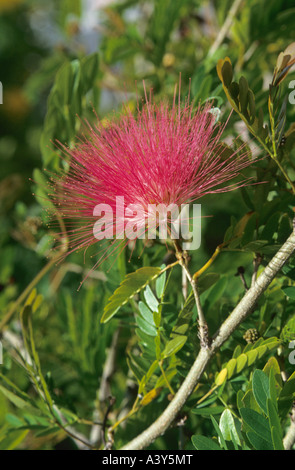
left=5, top=414, right=24, bottom=428
left=0, top=373, right=34, bottom=405
left=192, top=406, right=225, bottom=416
left=280, top=316, right=295, bottom=343
left=32, top=169, right=54, bottom=210
left=138, top=301, right=154, bottom=326
left=198, top=273, right=220, bottom=295
left=221, top=61, right=233, bottom=88
left=246, top=346, right=266, bottom=366
left=239, top=76, right=249, bottom=114
left=127, top=353, right=151, bottom=384
left=240, top=408, right=272, bottom=443
left=240, top=187, right=255, bottom=211
left=232, top=344, right=242, bottom=359
left=210, top=415, right=227, bottom=450
left=205, top=276, right=228, bottom=307
left=155, top=368, right=177, bottom=389
left=248, top=89, right=256, bottom=123
left=243, top=240, right=268, bottom=252
left=191, top=435, right=222, bottom=450
left=278, top=370, right=295, bottom=417
left=246, top=431, right=274, bottom=450
left=0, top=385, right=32, bottom=410
left=170, top=291, right=194, bottom=338
left=154, top=335, right=161, bottom=361
left=252, top=370, right=270, bottom=414
left=215, top=368, right=228, bottom=386
left=270, top=426, right=284, bottom=450
left=217, top=57, right=270, bottom=152
left=217, top=338, right=280, bottom=384
left=162, top=335, right=187, bottom=359
left=260, top=212, right=281, bottom=243
left=136, top=315, right=157, bottom=337
left=241, top=389, right=261, bottom=414
left=153, top=310, right=161, bottom=329
left=101, top=267, right=162, bottom=323
left=144, top=360, right=159, bottom=384
left=219, top=409, right=241, bottom=445
left=268, top=365, right=279, bottom=405
left=282, top=286, right=295, bottom=299
left=144, top=285, right=159, bottom=313
left=155, top=269, right=166, bottom=299
left=135, top=328, right=156, bottom=351
left=54, top=61, right=77, bottom=106
left=267, top=398, right=283, bottom=444
left=236, top=353, right=248, bottom=373
left=35, top=426, right=61, bottom=438
left=80, top=53, right=99, bottom=94
left=282, top=265, right=295, bottom=281
left=171, top=274, right=220, bottom=342
left=0, top=430, right=29, bottom=451
left=225, top=358, right=237, bottom=379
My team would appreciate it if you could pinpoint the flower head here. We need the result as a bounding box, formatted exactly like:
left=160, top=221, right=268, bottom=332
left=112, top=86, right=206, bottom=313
left=47, top=88, right=255, bottom=278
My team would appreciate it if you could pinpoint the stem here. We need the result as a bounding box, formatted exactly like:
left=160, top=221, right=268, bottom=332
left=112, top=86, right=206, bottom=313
left=90, top=329, right=120, bottom=447
left=173, top=242, right=209, bottom=348
left=268, top=95, right=278, bottom=160
left=182, top=263, right=207, bottom=332
left=208, top=0, right=243, bottom=57
left=275, top=158, right=295, bottom=194
left=55, top=420, right=93, bottom=450
left=110, top=396, right=140, bottom=433
left=121, top=227, right=295, bottom=450
left=235, top=266, right=248, bottom=291
left=159, top=361, right=175, bottom=396
left=268, top=93, right=295, bottom=194
left=192, top=236, right=244, bottom=281
left=181, top=267, right=188, bottom=300
left=101, top=396, right=116, bottom=449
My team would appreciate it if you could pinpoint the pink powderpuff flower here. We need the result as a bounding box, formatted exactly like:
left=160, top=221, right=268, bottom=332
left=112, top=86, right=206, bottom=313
left=46, top=87, right=256, bottom=281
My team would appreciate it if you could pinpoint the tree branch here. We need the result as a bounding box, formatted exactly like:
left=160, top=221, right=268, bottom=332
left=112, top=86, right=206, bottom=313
left=283, top=406, right=295, bottom=450
left=121, top=228, right=295, bottom=450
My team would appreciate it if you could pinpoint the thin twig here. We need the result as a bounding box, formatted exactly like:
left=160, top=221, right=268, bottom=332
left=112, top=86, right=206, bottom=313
left=101, top=396, right=116, bottom=449
left=208, top=0, right=243, bottom=57
left=193, top=243, right=224, bottom=280
left=90, top=328, right=120, bottom=447
left=235, top=266, right=248, bottom=291
left=159, top=360, right=175, bottom=396
left=173, top=242, right=209, bottom=348
left=182, top=266, right=188, bottom=300
left=109, top=395, right=140, bottom=434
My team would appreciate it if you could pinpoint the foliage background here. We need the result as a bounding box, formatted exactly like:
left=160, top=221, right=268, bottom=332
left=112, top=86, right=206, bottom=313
left=0, top=0, right=295, bottom=450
